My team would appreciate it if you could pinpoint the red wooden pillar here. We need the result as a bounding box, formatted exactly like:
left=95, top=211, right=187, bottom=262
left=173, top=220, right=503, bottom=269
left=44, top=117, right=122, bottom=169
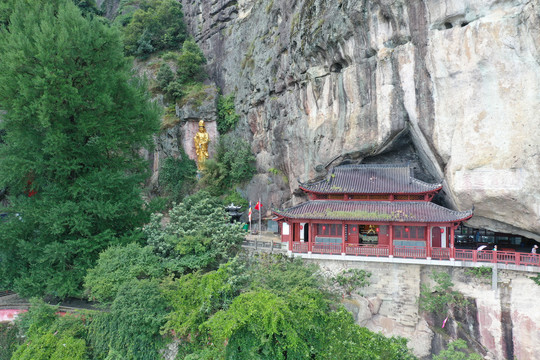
left=389, top=225, right=394, bottom=256
left=309, top=222, right=314, bottom=252
left=341, top=223, right=346, bottom=254
left=288, top=222, right=293, bottom=251
left=426, top=226, right=431, bottom=258
left=450, top=226, right=455, bottom=259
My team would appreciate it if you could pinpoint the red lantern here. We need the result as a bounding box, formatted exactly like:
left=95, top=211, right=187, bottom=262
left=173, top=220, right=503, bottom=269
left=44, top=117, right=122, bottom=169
left=440, top=228, right=444, bottom=233
left=405, top=227, right=409, bottom=232
left=300, top=225, right=303, bottom=230
left=376, top=227, right=380, bottom=233
left=352, top=227, right=356, bottom=232
left=322, top=226, right=326, bottom=231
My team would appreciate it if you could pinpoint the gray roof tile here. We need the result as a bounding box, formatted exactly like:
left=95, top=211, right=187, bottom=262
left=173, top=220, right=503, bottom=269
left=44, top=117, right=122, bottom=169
left=273, top=200, right=473, bottom=223
left=300, top=164, right=441, bottom=194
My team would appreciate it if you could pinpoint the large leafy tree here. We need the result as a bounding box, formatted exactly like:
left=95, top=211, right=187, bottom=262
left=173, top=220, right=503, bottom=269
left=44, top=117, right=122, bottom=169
left=0, top=0, right=160, bottom=298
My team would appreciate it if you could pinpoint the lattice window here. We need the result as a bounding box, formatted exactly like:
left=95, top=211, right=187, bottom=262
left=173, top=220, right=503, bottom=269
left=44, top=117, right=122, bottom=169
left=329, top=194, right=344, bottom=200
left=369, top=194, right=389, bottom=200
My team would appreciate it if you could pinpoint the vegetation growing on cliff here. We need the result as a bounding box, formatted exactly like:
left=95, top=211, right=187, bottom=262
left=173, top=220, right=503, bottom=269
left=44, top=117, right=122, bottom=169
left=217, top=93, right=241, bottom=134
left=0, top=0, right=160, bottom=298
left=202, top=135, right=256, bottom=196
left=117, top=0, right=187, bottom=58
left=419, top=271, right=468, bottom=314
left=433, top=339, right=483, bottom=360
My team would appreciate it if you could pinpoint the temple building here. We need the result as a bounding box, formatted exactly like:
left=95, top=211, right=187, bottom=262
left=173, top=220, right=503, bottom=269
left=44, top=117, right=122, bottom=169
left=273, top=164, right=473, bottom=260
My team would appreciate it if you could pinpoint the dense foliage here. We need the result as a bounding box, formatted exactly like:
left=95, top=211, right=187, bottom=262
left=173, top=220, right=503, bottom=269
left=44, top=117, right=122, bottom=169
left=202, top=135, right=256, bottom=196
left=159, top=149, right=197, bottom=204
left=157, top=40, right=207, bottom=102
left=84, top=243, right=165, bottom=303
left=419, top=271, right=468, bottom=314
left=433, top=339, right=483, bottom=360
left=12, top=299, right=89, bottom=360
left=120, top=0, right=187, bottom=58
left=217, top=93, right=240, bottom=134
left=164, top=254, right=417, bottom=360
left=88, top=279, right=169, bottom=359
left=0, top=322, right=20, bottom=360
left=144, top=191, right=245, bottom=274
left=334, top=268, right=372, bottom=296
left=0, top=0, right=160, bottom=297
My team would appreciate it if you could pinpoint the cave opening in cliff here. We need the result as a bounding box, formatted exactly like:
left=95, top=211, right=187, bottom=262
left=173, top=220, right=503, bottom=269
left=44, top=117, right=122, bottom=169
left=455, top=224, right=537, bottom=253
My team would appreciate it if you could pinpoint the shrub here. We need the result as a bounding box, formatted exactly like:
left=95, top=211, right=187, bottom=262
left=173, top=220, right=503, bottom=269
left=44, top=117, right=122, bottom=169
left=12, top=301, right=90, bottom=360
left=465, top=266, right=492, bottom=280
left=334, top=269, right=371, bottom=296
left=419, top=271, right=468, bottom=314
left=122, top=0, right=187, bottom=57
left=159, top=151, right=197, bottom=204
left=144, top=191, right=245, bottom=274
left=217, top=93, right=240, bottom=134
left=433, top=339, right=483, bottom=360
left=88, top=279, right=168, bottom=360
left=0, top=322, right=21, bottom=360
left=84, top=243, right=165, bottom=303
left=201, top=135, right=256, bottom=196
left=222, top=189, right=248, bottom=210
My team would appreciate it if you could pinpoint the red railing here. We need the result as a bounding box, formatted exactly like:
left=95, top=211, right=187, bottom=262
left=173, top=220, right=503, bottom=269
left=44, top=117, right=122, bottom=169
left=345, top=245, right=389, bottom=257
left=289, top=243, right=540, bottom=267
left=292, top=242, right=308, bottom=253
left=431, top=247, right=452, bottom=260
left=312, top=243, right=342, bottom=255
left=394, top=246, right=427, bottom=259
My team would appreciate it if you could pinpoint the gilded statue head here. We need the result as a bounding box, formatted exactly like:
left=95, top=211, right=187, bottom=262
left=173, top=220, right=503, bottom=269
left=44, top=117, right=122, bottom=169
left=199, top=120, right=205, bottom=128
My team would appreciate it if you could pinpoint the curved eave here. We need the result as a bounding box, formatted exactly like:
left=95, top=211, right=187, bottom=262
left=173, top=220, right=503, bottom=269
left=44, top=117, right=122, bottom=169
left=299, top=184, right=443, bottom=196
left=273, top=201, right=473, bottom=223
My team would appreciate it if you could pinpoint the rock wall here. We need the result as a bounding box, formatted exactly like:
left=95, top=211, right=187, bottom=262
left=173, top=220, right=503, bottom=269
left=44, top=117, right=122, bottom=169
left=180, top=0, right=540, bottom=240
left=312, top=259, right=540, bottom=359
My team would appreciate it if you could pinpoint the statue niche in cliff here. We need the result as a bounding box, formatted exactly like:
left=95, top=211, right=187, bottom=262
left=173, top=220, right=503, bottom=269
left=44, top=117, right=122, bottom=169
left=194, top=120, right=210, bottom=170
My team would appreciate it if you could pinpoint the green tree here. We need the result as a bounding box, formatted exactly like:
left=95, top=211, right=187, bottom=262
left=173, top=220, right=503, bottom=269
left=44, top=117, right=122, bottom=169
left=0, top=0, right=16, bottom=28
left=88, top=279, right=168, bottom=360
left=158, top=150, right=197, bottom=204
left=176, top=39, right=207, bottom=85
left=12, top=300, right=90, bottom=360
left=202, top=135, right=256, bottom=196
left=0, top=0, right=160, bottom=298
left=165, top=254, right=416, bottom=360
left=144, top=191, right=245, bottom=274
left=84, top=243, right=165, bottom=303
left=122, top=0, right=187, bottom=57
left=0, top=322, right=21, bottom=360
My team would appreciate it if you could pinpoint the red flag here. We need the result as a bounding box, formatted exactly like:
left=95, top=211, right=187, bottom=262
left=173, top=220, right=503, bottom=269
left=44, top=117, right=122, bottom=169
left=254, top=201, right=261, bottom=210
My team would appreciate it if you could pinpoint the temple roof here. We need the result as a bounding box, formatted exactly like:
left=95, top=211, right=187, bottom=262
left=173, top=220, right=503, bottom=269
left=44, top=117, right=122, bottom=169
left=273, top=200, right=473, bottom=223
left=299, top=164, right=442, bottom=194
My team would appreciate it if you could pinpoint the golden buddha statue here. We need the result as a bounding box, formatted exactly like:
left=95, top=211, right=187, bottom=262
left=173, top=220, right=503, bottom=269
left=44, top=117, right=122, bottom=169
left=194, top=120, right=209, bottom=170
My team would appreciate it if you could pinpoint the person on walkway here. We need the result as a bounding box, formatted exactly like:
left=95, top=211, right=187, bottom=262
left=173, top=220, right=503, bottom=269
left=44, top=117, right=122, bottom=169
left=493, top=245, right=497, bottom=251
left=532, top=244, right=538, bottom=254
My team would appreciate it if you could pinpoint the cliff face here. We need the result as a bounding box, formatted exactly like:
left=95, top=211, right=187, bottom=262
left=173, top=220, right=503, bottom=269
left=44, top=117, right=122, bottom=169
left=180, top=0, right=540, bottom=240
left=315, top=259, right=540, bottom=360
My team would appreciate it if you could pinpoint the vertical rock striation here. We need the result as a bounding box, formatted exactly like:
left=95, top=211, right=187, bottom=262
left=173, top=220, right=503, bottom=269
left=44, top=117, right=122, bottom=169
left=181, top=0, right=540, bottom=240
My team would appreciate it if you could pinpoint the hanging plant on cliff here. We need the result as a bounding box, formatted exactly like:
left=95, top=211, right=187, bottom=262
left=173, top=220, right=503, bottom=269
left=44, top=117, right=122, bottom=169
left=217, top=93, right=240, bottom=134
left=418, top=271, right=469, bottom=314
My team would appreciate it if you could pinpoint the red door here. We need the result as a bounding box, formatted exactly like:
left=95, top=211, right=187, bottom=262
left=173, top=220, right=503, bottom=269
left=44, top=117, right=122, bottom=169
left=348, top=225, right=359, bottom=244
left=432, top=227, right=441, bottom=247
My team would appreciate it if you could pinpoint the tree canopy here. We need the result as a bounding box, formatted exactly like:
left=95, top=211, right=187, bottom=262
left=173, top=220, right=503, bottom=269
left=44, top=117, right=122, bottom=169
left=0, top=0, right=160, bottom=298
